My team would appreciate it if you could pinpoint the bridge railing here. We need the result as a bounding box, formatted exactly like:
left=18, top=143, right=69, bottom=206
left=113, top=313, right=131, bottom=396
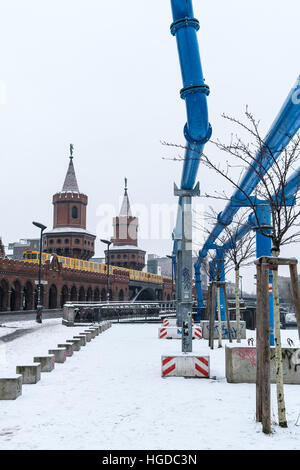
left=63, top=300, right=176, bottom=324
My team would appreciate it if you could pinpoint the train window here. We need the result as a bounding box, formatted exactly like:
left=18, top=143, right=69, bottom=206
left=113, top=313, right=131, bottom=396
left=85, top=262, right=89, bottom=268
left=32, top=253, right=37, bottom=259
left=66, top=259, right=70, bottom=265
left=60, top=258, right=65, bottom=263
left=72, top=206, right=78, bottom=219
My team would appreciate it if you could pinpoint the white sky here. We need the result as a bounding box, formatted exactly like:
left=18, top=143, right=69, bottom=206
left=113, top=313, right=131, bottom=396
left=0, top=0, right=299, bottom=293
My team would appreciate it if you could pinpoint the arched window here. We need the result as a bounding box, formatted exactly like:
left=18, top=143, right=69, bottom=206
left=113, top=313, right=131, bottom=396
left=72, top=206, right=78, bottom=219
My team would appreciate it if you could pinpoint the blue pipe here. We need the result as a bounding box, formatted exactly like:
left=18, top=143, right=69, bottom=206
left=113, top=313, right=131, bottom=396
left=198, top=76, right=300, bottom=261
left=170, top=0, right=212, bottom=191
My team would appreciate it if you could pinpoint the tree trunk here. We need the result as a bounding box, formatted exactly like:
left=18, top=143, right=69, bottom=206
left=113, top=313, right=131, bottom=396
left=235, top=268, right=241, bottom=343
left=273, top=250, right=288, bottom=428
left=217, top=286, right=222, bottom=348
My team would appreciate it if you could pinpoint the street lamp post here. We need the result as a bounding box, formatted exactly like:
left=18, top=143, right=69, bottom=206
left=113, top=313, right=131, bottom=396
left=166, top=254, right=175, bottom=301
left=32, top=221, right=47, bottom=323
left=101, top=239, right=112, bottom=302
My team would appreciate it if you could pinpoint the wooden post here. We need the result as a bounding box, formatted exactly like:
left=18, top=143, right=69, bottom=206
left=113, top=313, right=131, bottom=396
left=289, top=263, right=300, bottom=341
left=209, top=283, right=216, bottom=350
left=256, top=262, right=263, bottom=423
left=222, top=283, right=233, bottom=343
left=205, top=283, right=212, bottom=321
left=261, top=262, right=271, bottom=434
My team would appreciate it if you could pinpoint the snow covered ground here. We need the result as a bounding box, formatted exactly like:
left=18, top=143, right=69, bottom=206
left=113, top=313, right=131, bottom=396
left=0, top=319, right=299, bottom=450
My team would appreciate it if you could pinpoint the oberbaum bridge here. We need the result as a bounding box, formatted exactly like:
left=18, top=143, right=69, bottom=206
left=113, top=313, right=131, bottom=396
left=1, top=0, right=300, bottom=433
left=0, top=151, right=175, bottom=314
left=0, top=0, right=300, bottom=330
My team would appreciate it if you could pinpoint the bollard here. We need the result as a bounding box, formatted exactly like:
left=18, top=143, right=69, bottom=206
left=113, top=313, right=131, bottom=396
left=16, top=364, right=41, bottom=384
left=0, top=375, right=22, bottom=400
left=81, top=331, right=92, bottom=342
left=73, top=335, right=86, bottom=346
left=57, top=343, right=74, bottom=357
left=66, top=339, right=81, bottom=351
left=48, top=348, right=67, bottom=363
left=33, top=355, right=55, bottom=372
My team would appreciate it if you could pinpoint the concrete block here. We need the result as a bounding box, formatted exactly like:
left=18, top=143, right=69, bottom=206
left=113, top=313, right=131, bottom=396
left=161, top=354, right=210, bottom=378
left=89, top=326, right=99, bottom=335
left=73, top=335, right=86, bottom=346
left=66, top=339, right=81, bottom=351
left=159, top=326, right=202, bottom=340
left=48, top=348, right=67, bottom=363
left=86, top=329, right=97, bottom=339
left=16, top=364, right=41, bottom=384
left=81, top=331, right=92, bottom=342
left=57, top=343, right=74, bottom=356
left=200, top=321, right=246, bottom=340
left=226, top=345, right=300, bottom=384
left=33, top=355, right=55, bottom=372
left=0, top=375, right=22, bottom=400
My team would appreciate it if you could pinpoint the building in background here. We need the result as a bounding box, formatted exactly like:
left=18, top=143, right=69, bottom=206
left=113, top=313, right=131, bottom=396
left=7, top=239, right=40, bottom=260
left=0, top=237, right=5, bottom=258
left=278, top=275, right=300, bottom=305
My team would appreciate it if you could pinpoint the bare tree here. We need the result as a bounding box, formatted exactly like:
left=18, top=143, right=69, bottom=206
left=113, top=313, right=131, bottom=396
left=202, top=207, right=256, bottom=342
left=163, top=109, right=300, bottom=428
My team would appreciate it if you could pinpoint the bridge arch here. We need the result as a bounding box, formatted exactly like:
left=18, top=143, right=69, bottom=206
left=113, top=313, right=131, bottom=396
left=134, top=287, right=156, bottom=301
left=49, top=284, right=58, bottom=309
left=0, top=279, right=9, bottom=311
left=61, top=285, right=69, bottom=307
left=70, top=285, right=77, bottom=302
left=23, top=281, right=34, bottom=310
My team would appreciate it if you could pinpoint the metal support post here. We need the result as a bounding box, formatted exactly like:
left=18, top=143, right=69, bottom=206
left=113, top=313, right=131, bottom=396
left=174, top=182, right=200, bottom=353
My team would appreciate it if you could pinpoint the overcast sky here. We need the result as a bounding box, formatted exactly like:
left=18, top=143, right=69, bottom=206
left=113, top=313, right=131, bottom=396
left=0, top=0, right=299, bottom=293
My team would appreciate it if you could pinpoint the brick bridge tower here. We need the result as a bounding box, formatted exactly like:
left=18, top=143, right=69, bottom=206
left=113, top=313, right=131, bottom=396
left=0, top=237, right=5, bottom=258
left=43, top=145, right=96, bottom=260
left=105, top=179, right=146, bottom=270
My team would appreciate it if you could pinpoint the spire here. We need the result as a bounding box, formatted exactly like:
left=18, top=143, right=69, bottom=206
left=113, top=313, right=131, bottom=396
left=0, top=237, right=5, bottom=258
left=120, top=177, right=132, bottom=217
left=62, top=144, right=80, bottom=192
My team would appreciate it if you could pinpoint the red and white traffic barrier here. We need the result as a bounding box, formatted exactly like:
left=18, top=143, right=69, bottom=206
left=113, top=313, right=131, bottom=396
left=162, top=318, right=194, bottom=327
left=159, top=328, right=168, bottom=339
left=161, top=354, right=209, bottom=378
left=158, top=326, right=202, bottom=340
left=194, top=327, right=202, bottom=339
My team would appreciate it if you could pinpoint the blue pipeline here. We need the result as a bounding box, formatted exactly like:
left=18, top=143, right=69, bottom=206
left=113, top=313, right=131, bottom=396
left=170, top=0, right=211, bottom=313
left=194, top=262, right=203, bottom=321
left=215, top=247, right=226, bottom=321
left=170, top=0, right=212, bottom=191
left=198, top=76, right=300, bottom=261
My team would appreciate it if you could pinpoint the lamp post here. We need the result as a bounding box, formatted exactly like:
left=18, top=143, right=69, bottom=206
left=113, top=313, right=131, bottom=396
left=101, top=239, right=112, bottom=302
left=32, top=221, right=47, bottom=323
left=166, top=254, right=175, bottom=301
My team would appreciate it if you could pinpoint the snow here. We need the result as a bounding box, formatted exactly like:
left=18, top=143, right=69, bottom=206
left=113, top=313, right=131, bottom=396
left=0, top=320, right=299, bottom=450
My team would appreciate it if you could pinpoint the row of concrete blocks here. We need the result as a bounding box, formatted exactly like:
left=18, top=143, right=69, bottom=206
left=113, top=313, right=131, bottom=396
left=0, top=321, right=112, bottom=400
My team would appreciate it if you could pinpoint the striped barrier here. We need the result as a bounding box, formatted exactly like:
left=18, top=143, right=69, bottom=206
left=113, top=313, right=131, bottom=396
left=161, top=355, right=209, bottom=378
left=158, top=326, right=202, bottom=340
left=162, top=318, right=194, bottom=327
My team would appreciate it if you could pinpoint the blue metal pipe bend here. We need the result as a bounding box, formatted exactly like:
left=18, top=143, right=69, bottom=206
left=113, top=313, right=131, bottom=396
left=170, top=0, right=211, bottom=191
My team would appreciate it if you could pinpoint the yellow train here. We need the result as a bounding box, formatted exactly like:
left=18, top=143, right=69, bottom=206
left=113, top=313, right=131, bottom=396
left=23, top=250, right=169, bottom=285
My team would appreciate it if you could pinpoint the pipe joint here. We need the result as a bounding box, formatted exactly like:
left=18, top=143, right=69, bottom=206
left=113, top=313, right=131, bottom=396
left=180, top=84, right=210, bottom=99
left=184, top=122, right=212, bottom=145
left=170, top=17, right=200, bottom=36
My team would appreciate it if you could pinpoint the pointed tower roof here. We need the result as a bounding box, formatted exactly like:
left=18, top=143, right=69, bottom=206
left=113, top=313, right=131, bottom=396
left=119, top=177, right=132, bottom=217
left=62, top=144, right=80, bottom=193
